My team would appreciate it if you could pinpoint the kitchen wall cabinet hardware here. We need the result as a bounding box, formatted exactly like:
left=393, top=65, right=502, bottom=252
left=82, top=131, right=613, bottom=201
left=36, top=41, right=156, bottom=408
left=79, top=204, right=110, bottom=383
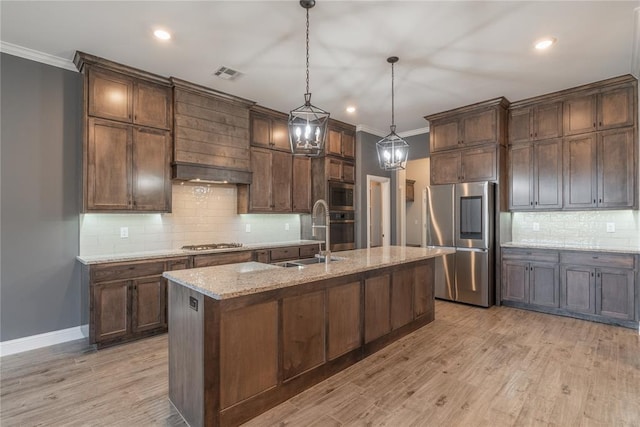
left=250, top=107, right=290, bottom=152
left=87, top=119, right=171, bottom=212
left=406, top=180, right=416, bottom=202
left=509, top=101, right=563, bottom=143
left=171, top=79, right=253, bottom=184
left=509, top=138, right=562, bottom=210
left=501, top=248, right=637, bottom=328
left=502, top=249, right=559, bottom=307
left=75, top=52, right=173, bottom=213
left=87, top=67, right=171, bottom=130
left=327, top=126, right=355, bottom=159
left=426, top=98, right=509, bottom=153
left=563, top=81, right=635, bottom=136
left=430, top=145, right=498, bottom=184
left=193, top=251, right=254, bottom=268
left=563, top=128, right=635, bottom=209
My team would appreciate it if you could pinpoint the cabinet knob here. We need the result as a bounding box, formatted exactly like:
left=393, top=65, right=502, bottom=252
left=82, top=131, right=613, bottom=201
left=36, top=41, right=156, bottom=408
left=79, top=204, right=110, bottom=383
left=535, top=201, right=538, bottom=205
left=593, top=122, right=596, bottom=128
left=593, top=199, right=596, bottom=204
left=599, top=199, right=602, bottom=204
left=530, top=201, right=533, bottom=206
left=599, top=122, right=602, bottom=127
left=591, top=272, right=594, bottom=277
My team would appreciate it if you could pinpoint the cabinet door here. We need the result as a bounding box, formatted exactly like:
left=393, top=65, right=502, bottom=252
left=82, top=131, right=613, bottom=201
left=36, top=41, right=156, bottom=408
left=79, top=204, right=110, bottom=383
left=509, top=143, right=533, bottom=210
left=87, top=118, right=131, bottom=210
left=328, top=128, right=343, bottom=156
left=509, top=107, right=533, bottom=144
left=327, top=282, right=361, bottom=360
left=598, top=84, right=635, bottom=131
left=533, top=102, right=563, bottom=140
left=534, top=138, right=562, bottom=209
left=598, top=128, right=634, bottom=208
left=563, top=134, right=597, bottom=209
left=271, top=150, right=292, bottom=211
left=413, top=263, right=434, bottom=319
left=560, top=265, right=596, bottom=314
left=327, top=158, right=343, bottom=181
left=391, top=268, right=414, bottom=330
left=271, top=117, right=290, bottom=151
left=364, top=274, right=391, bottom=343
left=461, top=108, right=496, bottom=147
left=430, top=119, right=460, bottom=152
left=133, top=81, right=171, bottom=130
left=132, top=127, right=171, bottom=211
left=282, top=291, right=326, bottom=379
left=461, top=146, right=497, bottom=182
left=292, top=156, right=311, bottom=213
left=132, top=276, right=166, bottom=333
left=249, top=148, right=273, bottom=211
left=250, top=114, right=272, bottom=148
left=92, top=280, right=130, bottom=343
left=342, top=161, right=355, bottom=183
left=342, top=132, right=355, bottom=158
left=430, top=151, right=460, bottom=184
left=88, top=68, right=132, bottom=122
left=529, top=262, right=560, bottom=308
left=597, top=268, right=635, bottom=320
left=502, top=260, right=529, bottom=303
left=563, top=94, right=597, bottom=136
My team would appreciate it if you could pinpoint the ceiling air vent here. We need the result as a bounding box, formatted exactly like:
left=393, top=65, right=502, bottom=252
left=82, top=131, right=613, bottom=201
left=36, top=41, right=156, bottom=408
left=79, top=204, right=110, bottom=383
left=213, top=66, right=241, bottom=81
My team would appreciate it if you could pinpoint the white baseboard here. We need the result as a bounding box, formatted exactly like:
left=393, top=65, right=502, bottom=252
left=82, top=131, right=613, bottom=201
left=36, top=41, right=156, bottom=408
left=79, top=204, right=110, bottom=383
left=0, top=325, right=89, bottom=357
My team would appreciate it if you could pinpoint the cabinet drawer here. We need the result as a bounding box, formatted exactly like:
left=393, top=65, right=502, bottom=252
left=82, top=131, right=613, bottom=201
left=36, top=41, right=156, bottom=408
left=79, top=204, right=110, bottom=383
left=560, top=252, right=635, bottom=269
left=299, top=245, right=319, bottom=259
left=502, top=248, right=559, bottom=263
left=167, top=257, right=191, bottom=271
left=270, top=247, right=300, bottom=262
left=193, top=251, right=253, bottom=268
left=92, top=260, right=166, bottom=282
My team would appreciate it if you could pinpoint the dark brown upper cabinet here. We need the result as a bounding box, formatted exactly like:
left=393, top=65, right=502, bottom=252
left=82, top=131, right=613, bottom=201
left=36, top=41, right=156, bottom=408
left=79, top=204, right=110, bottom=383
left=564, top=79, right=635, bottom=136
left=250, top=108, right=291, bottom=152
left=509, top=101, right=563, bottom=144
left=327, top=125, right=355, bottom=159
left=430, top=145, right=498, bottom=185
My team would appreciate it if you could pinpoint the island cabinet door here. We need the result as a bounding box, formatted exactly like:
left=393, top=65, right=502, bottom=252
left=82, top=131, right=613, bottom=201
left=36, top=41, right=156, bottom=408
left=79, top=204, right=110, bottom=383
left=391, top=268, right=414, bottom=330
left=364, top=274, right=391, bottom=343
left=327, top=282, right=362, bottom=360
left=414, top=262, right=435, bottom=319
left=282, top=291, right=326, bottom=380
left=220, top=301, right=279, bottom=409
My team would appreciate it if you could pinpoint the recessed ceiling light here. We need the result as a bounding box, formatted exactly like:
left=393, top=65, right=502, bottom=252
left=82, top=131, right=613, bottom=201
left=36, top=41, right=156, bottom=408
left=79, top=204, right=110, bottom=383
left=346, top=106, right=356, bottom=113
left=154, top=29, right=171, bottom=41
left=535, top=37, right=556, bottom=50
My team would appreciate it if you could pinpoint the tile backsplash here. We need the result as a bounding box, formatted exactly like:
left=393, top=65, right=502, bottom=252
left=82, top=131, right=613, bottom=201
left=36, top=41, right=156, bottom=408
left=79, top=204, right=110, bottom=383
left=80, top=183, right=302, bottom=256
left=512, top=210, right=640, bottom=248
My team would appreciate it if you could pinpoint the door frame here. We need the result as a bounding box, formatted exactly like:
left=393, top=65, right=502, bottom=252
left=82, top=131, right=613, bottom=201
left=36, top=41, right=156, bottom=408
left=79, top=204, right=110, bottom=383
left=366, top=175, right=391, bottom=248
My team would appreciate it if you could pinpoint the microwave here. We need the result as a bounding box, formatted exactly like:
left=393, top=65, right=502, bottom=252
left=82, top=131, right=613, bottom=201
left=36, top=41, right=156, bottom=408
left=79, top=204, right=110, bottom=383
left=328, top=181, right=354, bottom=211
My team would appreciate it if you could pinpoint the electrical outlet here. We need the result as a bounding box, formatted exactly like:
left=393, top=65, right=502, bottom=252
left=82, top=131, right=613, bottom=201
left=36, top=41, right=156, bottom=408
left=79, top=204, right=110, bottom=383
left=532, top=222, right=540, bottom=232
left=245, top=224, right=251, bottom=233
left=120, top=227, right=128, bottom=238
left=285, top=223, right=290, bottom=231
left=606, top=222, right=615, bottom=233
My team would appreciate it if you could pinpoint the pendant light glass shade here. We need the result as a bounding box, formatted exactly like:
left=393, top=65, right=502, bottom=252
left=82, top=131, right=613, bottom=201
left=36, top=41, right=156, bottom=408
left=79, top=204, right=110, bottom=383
left=288, top=0, right=329, bottom=157
left=376, top=56, right=409, bottom=170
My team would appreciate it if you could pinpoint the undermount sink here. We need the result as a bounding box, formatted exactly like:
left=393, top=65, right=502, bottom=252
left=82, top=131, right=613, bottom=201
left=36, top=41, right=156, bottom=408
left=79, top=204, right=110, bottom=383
left=276, top=256, right=344, bottom=268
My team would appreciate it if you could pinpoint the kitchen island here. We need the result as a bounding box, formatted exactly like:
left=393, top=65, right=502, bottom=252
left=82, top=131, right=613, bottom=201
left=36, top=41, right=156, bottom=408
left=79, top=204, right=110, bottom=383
left=163, top=246, right=453, bottom=427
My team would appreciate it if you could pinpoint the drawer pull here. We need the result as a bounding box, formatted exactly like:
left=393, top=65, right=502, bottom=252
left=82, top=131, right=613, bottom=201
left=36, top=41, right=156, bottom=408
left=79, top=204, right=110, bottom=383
left=592, top=256, right=599, bottom=259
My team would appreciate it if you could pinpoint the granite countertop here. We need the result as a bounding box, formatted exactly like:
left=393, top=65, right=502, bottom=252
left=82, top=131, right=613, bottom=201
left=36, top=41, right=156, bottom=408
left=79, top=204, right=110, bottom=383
left=76, top=240, right=323, bottom=265
left=501, top=241, right=640, bottom=255
left=163, top=246, right=455, bottom=300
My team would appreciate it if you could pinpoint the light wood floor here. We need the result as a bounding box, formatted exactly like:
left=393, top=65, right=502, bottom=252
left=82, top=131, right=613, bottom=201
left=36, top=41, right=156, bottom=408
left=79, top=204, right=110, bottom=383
left=2, top=301, right=639, bottom=426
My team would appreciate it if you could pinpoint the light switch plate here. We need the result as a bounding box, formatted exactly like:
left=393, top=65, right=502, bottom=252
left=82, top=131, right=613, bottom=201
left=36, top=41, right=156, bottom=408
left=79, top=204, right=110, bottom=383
left=120, top=227, right=128, bottom=238
left=532, top=222, right=540, bottom=231
left=606, top=222, right=615, bottom=233
left=285, top=223, right=290, bottom=231
left=245, top=224, right=251, bottom=233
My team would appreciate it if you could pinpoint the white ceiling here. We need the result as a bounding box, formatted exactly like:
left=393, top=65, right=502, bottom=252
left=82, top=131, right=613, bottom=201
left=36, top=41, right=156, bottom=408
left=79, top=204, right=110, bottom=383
left=1, top=1, right=639, bottom=135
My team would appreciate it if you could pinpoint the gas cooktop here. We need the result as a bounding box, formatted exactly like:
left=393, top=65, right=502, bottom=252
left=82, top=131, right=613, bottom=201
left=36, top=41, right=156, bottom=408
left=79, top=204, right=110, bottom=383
left=181, top=243, right=243, bottom=251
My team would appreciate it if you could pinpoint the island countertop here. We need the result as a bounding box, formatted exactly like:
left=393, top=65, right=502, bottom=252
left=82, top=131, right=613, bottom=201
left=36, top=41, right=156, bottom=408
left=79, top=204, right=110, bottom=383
left=163, top=245, right=454, bottom=300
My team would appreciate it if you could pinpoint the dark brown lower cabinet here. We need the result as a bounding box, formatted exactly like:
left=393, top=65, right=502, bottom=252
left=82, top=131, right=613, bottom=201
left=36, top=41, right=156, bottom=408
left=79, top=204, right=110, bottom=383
left=502, top=248, right=637, bottom=328
left=168, top=259, right=435, bottom=427
left=92, top=281, right=130, bottom=343
left=131, top=276, right=166, bottom=333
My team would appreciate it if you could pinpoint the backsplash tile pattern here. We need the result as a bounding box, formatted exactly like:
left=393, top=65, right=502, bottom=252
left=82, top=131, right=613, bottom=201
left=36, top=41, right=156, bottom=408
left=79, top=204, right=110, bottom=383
left=512, top=210, right=640, bottom=248
left=80, top=183, right=301, bottom=256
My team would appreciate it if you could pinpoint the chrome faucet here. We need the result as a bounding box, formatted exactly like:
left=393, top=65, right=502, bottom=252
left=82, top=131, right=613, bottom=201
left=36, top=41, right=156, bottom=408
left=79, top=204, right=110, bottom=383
left=312, top=199, right=331, bottom=263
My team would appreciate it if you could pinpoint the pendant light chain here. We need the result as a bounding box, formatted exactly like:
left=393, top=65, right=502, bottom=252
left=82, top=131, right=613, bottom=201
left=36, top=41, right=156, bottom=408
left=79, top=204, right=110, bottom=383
left=305, top=7, right=310, bottom=95
left=391, top=60, right=395, bottom=128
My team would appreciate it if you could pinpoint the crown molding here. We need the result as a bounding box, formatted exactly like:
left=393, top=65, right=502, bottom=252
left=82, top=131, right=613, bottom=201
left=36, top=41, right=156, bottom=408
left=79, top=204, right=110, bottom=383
left=632, top=7, right=640, bottom=78
left=0, top=41, right=77, bottom=72
left=356, top=124, right=430, bottom=138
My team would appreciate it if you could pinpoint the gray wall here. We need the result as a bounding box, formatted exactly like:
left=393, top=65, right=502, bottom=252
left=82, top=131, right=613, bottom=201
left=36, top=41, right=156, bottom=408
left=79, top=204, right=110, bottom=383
left=1, top=53, right=82, bottom=341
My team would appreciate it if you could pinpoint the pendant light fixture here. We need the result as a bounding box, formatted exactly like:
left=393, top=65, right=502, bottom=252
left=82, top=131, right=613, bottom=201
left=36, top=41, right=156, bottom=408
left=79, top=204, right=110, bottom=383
left=288, top=0, right=330, bottom=157
left=376, top=56, right=410, bottom=171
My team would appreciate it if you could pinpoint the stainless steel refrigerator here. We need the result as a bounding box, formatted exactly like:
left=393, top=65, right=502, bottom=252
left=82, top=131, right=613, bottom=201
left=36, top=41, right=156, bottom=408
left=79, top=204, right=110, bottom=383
left=426, top=182, right=494, bottom=307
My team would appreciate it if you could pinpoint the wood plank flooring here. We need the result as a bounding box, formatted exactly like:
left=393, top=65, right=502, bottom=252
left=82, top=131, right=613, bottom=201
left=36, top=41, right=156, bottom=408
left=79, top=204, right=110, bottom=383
left=1, top=301, right=639, bottom=426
